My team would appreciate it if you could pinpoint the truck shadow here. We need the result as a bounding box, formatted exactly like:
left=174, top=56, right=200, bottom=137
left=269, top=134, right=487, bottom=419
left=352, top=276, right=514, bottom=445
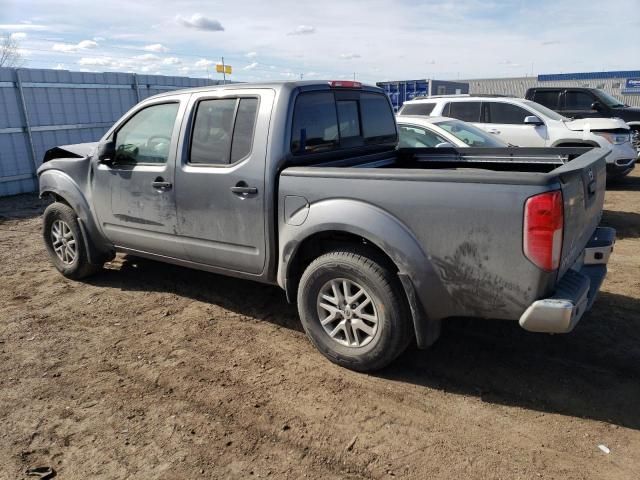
left=607, top=174, right=640, bottom=192
left=601, top=209, right=640, bottom=239
left=89, top=256, right=640, bottom=430
left=384, top=291, right=640, bottom=430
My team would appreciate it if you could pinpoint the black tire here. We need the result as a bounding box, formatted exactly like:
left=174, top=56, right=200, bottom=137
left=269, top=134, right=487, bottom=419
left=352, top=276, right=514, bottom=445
left=297, top=248, right=412, bottom=372
left=42, top=202, right=101, bottom=280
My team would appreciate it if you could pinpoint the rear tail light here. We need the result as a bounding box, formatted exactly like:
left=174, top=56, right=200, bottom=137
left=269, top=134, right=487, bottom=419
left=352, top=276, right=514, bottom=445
left=329, top=80, right=362, bottom=88
left=523, top=190, right=564, bottom=271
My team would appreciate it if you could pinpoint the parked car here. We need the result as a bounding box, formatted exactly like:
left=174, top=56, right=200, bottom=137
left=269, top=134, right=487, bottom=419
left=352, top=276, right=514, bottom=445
left=396, top=115, right=509, bottom=148
left=399, top=95, right=636, bottom=178
left=38, top=81, right=614, bottom=372
left=525, top=87, right=640, bottom=152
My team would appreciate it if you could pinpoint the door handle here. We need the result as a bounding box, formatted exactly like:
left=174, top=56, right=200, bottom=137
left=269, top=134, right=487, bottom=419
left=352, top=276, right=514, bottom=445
left=231, top=183, right=258, bottom=195
left=488, top=129, right=501, bottom=134
left=152, top=177, right=172, bottom=190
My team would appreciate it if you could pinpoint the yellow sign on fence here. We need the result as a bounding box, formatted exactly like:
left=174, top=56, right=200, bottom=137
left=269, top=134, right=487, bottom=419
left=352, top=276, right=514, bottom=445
left=216, top=64, right=232, bottom=74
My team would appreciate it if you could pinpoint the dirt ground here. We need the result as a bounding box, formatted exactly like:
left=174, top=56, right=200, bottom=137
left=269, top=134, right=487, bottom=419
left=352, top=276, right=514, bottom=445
left=1, top=170, right=639, bottom=480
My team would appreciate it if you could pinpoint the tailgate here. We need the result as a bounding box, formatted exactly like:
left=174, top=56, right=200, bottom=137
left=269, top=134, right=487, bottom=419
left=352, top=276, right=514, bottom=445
left=554, top=148, right=608, bottom=277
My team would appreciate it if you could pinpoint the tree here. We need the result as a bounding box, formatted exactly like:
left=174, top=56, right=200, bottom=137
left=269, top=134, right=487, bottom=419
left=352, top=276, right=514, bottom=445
left=0, top=34, right=25, bottom=68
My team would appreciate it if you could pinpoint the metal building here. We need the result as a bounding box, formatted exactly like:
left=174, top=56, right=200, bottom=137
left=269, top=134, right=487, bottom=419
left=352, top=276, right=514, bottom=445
left=464, top=70, right=640, bottom=107
left=0, top=67, right=222, bottom=197
left=376, top=79, right=469, bottom=111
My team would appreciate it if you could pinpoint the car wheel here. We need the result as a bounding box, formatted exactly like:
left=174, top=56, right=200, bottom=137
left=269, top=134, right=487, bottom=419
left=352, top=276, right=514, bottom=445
left=297, top=248, right=412, bottom=372
left=43, top=202, right=101, bottom=279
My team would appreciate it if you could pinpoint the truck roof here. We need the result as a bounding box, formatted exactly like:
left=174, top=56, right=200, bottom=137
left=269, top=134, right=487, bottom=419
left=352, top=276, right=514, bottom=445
left=148, top=80, right=382, bottom=100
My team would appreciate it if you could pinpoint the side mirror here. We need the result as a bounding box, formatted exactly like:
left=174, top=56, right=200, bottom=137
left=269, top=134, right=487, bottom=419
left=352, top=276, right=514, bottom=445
left=524, top=115, right=543, bottom=126
left=97, top=141, right=116, bottom=165
left=591, top=101, right=602, bottom=111
left=435, top=142, right=456, bottom=149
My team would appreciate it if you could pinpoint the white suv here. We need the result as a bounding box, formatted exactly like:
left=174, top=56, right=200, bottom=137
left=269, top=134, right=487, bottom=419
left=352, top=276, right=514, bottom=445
left=399, top=95, right=637, bottom=178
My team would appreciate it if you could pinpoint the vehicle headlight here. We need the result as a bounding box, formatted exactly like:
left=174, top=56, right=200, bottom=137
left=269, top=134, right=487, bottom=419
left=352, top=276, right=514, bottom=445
left=594, top=132, right=631, bottom=145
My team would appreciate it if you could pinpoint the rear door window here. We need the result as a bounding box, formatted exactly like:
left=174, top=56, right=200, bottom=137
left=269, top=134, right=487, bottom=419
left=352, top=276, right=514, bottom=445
left=190, top=97, right=259, bottom=165
left=291, top=90, right=396, bottom=154
left=400, top=103, right=436, bottom=115
left=486, top=102, right=530, bottom=124
left=230, top=98, right=259, bottom=163
left=532, top=90, right=560, bottom=109
left=446, top=102, right=481, bottom=122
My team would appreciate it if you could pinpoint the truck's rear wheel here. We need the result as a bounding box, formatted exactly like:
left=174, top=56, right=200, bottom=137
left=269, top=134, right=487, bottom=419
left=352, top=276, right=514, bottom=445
left=43, top=202, right=100, bottom=280
left=297, top=248, right=412, bottom=372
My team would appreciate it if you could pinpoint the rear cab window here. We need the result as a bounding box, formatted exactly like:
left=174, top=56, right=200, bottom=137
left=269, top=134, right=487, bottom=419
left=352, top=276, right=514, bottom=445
left=290, top=89, right=396, bottom=155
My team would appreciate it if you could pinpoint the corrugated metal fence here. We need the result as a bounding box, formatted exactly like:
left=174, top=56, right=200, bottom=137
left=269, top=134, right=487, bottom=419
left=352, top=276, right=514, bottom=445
left=0, top=67, right=220, bottom=197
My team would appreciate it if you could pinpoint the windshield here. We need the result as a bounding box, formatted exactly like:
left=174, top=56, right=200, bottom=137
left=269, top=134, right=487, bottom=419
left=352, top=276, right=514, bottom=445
left=521, top=100, right=568, bottom=121
left=435, top=119, right=508, bottom=147
left=595, top=90, right=625, bottom=108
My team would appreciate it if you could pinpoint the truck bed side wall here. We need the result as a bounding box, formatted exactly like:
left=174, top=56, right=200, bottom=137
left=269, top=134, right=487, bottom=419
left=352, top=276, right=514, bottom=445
left=278, top=170, right=558, bottom=322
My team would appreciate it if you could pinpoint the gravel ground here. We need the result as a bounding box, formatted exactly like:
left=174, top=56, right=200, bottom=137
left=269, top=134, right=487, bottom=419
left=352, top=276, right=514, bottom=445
left=1, top=169, right=639, bottom=479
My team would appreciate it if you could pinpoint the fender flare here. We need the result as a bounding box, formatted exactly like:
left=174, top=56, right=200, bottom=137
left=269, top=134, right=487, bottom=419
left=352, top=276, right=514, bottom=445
left=278, top=198, right=449, bottom=347
left=39, top=170, right=113, bottom=263
left=550, top=139, right=600, bottom=148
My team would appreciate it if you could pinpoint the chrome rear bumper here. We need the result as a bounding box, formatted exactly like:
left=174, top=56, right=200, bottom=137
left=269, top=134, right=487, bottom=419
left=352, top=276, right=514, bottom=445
left=519, top=227, right=615, bottom=333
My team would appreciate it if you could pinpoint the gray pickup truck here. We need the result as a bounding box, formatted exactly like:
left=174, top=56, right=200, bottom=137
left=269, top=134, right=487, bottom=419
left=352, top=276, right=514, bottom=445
left=38, top=80, right=615, bottom=371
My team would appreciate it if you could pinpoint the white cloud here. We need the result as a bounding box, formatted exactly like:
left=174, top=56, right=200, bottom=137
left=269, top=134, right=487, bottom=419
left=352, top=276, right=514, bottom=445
left=78, top=40, right=98, bottom=49
left=0, top=23, right=48, bottom=31
left=134, top=53, right=161, bottom=62
left=78, top=57, right=113, bottom=66
left=10, top=32, right=27, bottom=40
left=339, top=53, right=361, bottom=60
left=177, top=13, right=224, bottom=32
left=144, top=43, right=169, bottom=52
left=288, top=25, right=315, bottom=35
left=195, top=58, right=215, bottom=68
left=245, top=51, right=258, bottom=58
left=52, top=39, right=98, bottom=53
left=162, top=57, right=181, bottom=65
left=54, top=63, right=66, bottom=70
left=244, top=62, right=258, bottom=70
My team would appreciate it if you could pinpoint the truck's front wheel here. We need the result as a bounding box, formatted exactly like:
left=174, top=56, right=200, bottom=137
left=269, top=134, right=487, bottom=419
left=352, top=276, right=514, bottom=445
left=43, top=202, right=101, bottom=280
left=297, top=248, right=412, bottom=372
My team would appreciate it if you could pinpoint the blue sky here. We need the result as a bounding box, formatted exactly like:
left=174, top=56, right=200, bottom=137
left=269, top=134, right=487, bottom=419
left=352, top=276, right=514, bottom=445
left=1, top=0, right=639, bottom=83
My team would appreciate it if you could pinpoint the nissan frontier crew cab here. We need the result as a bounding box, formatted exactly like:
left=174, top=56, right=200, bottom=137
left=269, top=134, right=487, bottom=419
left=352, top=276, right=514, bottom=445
left=38, top=81, right=615, bottom=372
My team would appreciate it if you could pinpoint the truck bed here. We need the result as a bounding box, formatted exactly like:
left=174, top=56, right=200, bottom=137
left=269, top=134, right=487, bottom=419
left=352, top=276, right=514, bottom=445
left=279, top=146, right=608, bottom=322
